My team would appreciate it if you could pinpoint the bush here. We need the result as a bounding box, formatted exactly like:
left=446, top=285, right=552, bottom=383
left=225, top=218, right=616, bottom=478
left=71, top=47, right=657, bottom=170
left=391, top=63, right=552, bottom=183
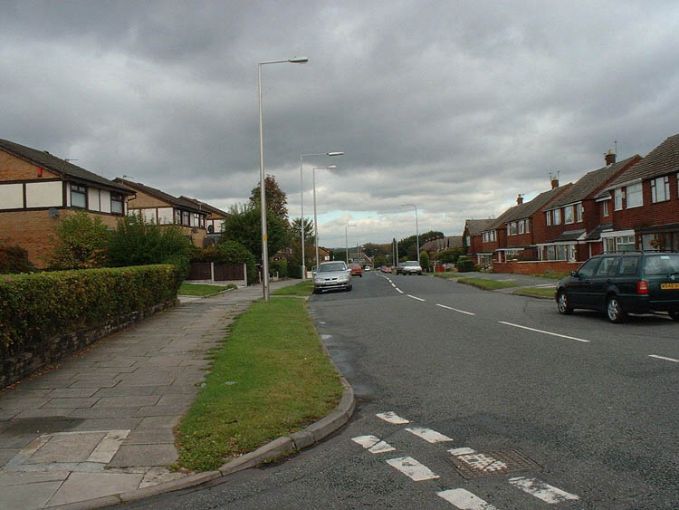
left=49, top=212, right=110, bottom=269
left=419, top=251, right=430, bottom=272
left=0, top=245, right=34, bottom=274
left=456, top=256, right=475, bottom=273
left=271, top=258, right=288, bottom=278
left=0, top=265, right=179, bottom=356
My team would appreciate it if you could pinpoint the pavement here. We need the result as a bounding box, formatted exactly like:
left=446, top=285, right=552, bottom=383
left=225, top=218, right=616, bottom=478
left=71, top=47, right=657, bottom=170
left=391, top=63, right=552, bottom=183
left=0, top=279, right=331, bottom=510
left=435, top=270, right=560, bottom=294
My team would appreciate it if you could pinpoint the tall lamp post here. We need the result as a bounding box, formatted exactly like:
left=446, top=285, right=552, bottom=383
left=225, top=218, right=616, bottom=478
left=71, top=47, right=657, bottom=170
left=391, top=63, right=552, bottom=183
left=299, top=151, right=343, bottom=279
left=345, top=223, right=356, bottom=263
left=311, top=165, right=336, bottom=271
left=402, top=203, right=420, bottom=265
left=258, top=56, right=308, bottom=301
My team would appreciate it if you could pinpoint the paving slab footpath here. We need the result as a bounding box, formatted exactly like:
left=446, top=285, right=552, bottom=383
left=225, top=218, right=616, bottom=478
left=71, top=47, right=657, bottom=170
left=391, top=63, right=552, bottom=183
left=0, top=280, right=315, bottom=509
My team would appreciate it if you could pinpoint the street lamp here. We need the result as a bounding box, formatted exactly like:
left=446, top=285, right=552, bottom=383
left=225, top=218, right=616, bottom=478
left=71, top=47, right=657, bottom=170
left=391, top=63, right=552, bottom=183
left=402, top=203, right=420, bottom=265
left=345, top=223, right=356, bottom=263
left=299, top=151, right=343, bottom=279
left=258, top=56, right=308, bottom=301
left=311, top=165, right=336, bottom=272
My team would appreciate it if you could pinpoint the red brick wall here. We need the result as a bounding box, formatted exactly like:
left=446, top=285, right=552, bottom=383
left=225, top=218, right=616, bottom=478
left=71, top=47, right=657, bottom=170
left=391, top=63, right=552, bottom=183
left=493, top=260, right=580, bottom=275
left=0, top=150, right=60, bottom=180
left=506, top=232, right=532, bottom=247
left=613, top=175, right=679, bottom=230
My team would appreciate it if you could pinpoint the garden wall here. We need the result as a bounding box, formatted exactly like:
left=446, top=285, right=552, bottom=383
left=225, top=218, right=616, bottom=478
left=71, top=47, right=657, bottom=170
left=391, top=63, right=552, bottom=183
left=493, top=260, right=580, bottom=275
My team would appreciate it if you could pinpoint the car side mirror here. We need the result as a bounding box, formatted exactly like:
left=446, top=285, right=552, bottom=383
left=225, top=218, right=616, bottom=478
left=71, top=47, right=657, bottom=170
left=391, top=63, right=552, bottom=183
left=570, top=271, right=578, bottom=277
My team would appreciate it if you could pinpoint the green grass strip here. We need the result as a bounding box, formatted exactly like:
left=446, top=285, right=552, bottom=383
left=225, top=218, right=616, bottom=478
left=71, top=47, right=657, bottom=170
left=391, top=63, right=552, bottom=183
left=272, top=280, right=313, bottom=296
left=175, top=281, right=342, bottom=471
left=456, top=277, right=520, bottom=290
left=178, top=283, right=235, bottom=296
left=512, top=287, right=556, bottom=299
left=433, top=272, right=465, bottom=279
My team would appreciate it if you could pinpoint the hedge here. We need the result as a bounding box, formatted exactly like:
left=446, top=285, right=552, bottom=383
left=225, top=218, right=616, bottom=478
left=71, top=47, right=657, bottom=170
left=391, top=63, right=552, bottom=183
left=0, top=264, right=179, bottom=357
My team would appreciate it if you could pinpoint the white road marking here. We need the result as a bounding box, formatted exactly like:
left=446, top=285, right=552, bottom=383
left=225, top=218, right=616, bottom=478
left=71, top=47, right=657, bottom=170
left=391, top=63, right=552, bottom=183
left=437, top=489, right=498, bottom=509
left=396, top=288, right=404, bottom=294
left=436, top=303, right=476, bottom=316
left=391, top=283, right=396, bottom=287
left=649, top=354, right=679, bottom=363
left=498, top=321, right=590, bottom=343
left=456, top=453, right=508, bottom=473
left=351, top=435, right=396, bottom=453
left=508, top=476, right=579, bottom=504
left=407, top=294, right=425, bottom=302
left=376, top=411, right=410, bottom=424
left=449, top=447, right=477, bottom=456
left=406, top=426, right=453, bottom=443
left=386, top=456, right=439, bottom=481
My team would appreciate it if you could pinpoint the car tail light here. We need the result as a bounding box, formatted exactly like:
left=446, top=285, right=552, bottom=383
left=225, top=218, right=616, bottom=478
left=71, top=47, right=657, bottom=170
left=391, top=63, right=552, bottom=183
left=636, top=280, right=649, bottom=295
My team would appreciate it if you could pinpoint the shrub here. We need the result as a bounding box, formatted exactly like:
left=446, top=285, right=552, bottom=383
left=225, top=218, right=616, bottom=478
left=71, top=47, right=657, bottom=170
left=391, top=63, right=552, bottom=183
left=0, top=245, right=35, bottom=274
left=193, top=241, right=257, bottom=284
left=0, top=265, right=179, bottom=356
left=271, top=258, right=288, bottom=278
left=419, top=251, right=430, bottom=272
left=49, top=212, right=110, bottom=269
left=456, top=256, right=475, bottom=273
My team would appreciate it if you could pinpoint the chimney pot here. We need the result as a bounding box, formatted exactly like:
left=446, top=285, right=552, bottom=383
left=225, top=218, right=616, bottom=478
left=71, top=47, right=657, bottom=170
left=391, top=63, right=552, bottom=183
left=605, top=149, right=616, bottom=166
left=517, top=194, right=524, bottom=205
left=551, top=178, right=559, bottom=189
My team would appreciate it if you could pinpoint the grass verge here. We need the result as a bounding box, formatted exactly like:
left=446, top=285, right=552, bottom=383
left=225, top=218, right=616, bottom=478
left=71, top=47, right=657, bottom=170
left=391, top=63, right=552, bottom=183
left=272, top=279, right=312, bottom=296
left=433, top=272, right=465, bottom=279
left=457, top=277, right=520, bottom=290
left=178, top=282, right=235, bottom=296
left=175, top=281, right=343, bottom=471
left=512, top=287, right=556, bottom=299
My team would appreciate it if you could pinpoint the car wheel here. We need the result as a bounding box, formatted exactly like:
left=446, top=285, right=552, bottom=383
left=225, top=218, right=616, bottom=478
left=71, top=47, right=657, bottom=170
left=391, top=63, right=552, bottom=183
left=606, top=295, right=627, bottom=323
left=669, top=311, right=679, bottom=321
left=347, top=284, right=352, bottom=291
left=557, top=291, right=573, bottom=315
left=313, top=288, right=321, bottom=294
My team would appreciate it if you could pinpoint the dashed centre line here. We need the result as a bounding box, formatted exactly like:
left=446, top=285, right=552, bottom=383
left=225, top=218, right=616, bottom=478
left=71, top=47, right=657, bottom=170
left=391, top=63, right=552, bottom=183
left=407, top=294, right=425, bottom=302
left=436, top=303, right=476, bottom=316
left=498, top=321, right=590, bottom=343
left=648, top=354, right=679, bottom=363
left=508, top=476, right=579, bottom=504
left=437, top=489, right=498, bottom=509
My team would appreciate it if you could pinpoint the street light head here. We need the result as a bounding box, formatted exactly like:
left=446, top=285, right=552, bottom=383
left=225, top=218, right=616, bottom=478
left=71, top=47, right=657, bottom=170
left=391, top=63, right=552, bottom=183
left=327, top=151, right=344, bottom=156
left=327, top=165, right=337, bottom=169
left=288, top=56, right=309, bottom=63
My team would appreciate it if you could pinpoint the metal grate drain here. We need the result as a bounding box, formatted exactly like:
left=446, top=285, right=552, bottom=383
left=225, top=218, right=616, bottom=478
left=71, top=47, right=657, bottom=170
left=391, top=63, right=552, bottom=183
left=449, top=449, right=542, bottom=479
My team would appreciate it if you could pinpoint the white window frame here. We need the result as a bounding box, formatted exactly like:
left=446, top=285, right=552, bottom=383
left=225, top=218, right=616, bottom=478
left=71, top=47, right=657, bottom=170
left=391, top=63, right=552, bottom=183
left=576, top=203, right=583, bottom=223
left=564, top=205, right=574, bottom=224
left=626, top=183, right=643, bottom=208
left=70, top=183, right=87, bottom=209
left=602, top=201, right=609, bottom=217
left=614, top=189, right=623, bottom=210
left=518, top=220, right=525, bottom=235
left=545, top=211, right=552, bottom=226
left=651, top=175, right=670, bottom=203
left=553, top=208, right=562, bottom=225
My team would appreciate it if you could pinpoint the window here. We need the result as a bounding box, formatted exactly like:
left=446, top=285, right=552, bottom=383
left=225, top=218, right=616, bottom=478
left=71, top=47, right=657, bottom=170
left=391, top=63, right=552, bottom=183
left=616, top=235, right=636, bottom=251
left=111, top=193, right=124, bottom=214
left=595, top=256, right=619, bottom=277
left=70, top=184, right=87, bottom=209
left=518, top=220, right=525, bottom=234
left=509, top=222, right=517, bottom=235
left=602, top=201, right=609, bottom=217
left=618, top=257, right=640, bottom=276
left=553, top=208, right=562, bottom=225
left=564, top=205, right=574, bottom=224
left=626, top=183, right=643, bottom=208
left=174, top=210, right=182, bottom=224
left=577, top=257, right=600, bottom=278
left=545, top=211, right=552, bottom=226
left=651, top=176, right=670, bottom=203
left=182, top=211, right=190, bottom=226
left=576, top=203, right=583, bottom=223
left=525, top=219, right=531, bottom=233
left=614, top=189, right=623, bottom=210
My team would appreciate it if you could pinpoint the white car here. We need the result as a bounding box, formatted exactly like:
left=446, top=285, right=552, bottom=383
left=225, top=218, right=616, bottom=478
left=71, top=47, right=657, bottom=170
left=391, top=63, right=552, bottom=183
left=313, top=261, right=353, bottom=293
left=401, top=261, right=422, bottom=275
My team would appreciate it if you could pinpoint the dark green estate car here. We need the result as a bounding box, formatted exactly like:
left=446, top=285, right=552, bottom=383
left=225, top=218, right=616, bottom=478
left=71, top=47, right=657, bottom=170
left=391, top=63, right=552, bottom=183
left=555, top=252, right=679, bottom=323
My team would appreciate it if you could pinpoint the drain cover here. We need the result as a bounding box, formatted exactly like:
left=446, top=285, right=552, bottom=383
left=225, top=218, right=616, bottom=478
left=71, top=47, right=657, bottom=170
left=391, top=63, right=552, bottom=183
left=450, top=449, right=541, bottom=479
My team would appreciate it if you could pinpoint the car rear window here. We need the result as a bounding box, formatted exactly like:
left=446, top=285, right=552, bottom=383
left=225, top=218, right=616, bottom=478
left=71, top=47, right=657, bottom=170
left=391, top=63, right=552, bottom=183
left=618, top=256, right=640, bottom=276
left=595, top=256, right=619, bottom=277
left=643, top=254, right=679, bottom=275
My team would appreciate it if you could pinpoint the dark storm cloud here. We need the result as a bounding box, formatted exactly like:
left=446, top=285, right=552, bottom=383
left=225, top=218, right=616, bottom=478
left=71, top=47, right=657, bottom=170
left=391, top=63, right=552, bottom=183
left=2, top=0, right=679, bottom=244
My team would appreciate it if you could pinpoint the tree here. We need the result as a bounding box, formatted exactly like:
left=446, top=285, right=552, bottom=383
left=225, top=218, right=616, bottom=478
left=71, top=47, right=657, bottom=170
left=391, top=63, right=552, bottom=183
left=222, top=204, right=288, bottom=261
left=249, top=175, right=288, bottom=223
left=49, top=212, right=110, bottom=269
left=419, top=250, right=430, bottom=272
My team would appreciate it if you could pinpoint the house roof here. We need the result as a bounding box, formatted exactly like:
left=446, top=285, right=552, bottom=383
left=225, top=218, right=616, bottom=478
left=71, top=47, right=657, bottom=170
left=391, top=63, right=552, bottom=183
left=551, top=229, right=586, bottom=242
left=487, top=204, right=520, bottom=230
left=0, top=138, right=131, bottom=194
left=501, top=184, right=572, bottom=223
left=180, top=196, right=230, bottom=218
left=114, top=178, right=205, bottom=214
left=421, top=236, right=463, bottom=251
left=546, top=156, right=641, bottom=209
left=607, top=133, right=679, bottom=188
left=585, top=223, right=613, bottom=241
left=464, top=219, right=495, bottom=236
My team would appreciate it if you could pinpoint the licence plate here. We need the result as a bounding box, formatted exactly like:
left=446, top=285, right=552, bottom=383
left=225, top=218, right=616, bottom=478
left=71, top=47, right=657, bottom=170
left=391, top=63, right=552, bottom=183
left=660, top=283, right=679, bottom=290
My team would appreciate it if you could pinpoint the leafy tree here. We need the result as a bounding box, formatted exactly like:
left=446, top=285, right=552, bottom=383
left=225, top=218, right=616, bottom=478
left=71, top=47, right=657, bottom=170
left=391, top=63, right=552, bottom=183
left=419, top=250, right=430, bottom=271
left=222, top=204, right=288, bottom=260
left=0, top=243, right=35, bottom=274
left=435, top=248, right=464, bottom=264
left=249, top=175, right=289, bottom=223
left=49, top=212, right=110, bottom=269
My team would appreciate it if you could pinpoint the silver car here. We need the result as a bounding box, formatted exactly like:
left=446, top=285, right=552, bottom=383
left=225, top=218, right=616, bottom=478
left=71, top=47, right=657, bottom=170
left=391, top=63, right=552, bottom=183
left=313, top=261, right=352, bottom=293
left=401, top=260, right=423, bottom=275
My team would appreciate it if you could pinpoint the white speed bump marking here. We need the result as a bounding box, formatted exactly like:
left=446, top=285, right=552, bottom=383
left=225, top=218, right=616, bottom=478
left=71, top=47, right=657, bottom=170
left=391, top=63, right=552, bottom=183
left=405, top=426, right=453, bottom=443
left=448, top=447, right=477, bottom=456
left=649, top=354, right=679, bottom=363
left=376, top=411, right=410, bottom=424
left=508, top=476, right=579, bottom=504
left=437, top=488, right=498, bottom=509
left=351, top=435, right=395, bottom=454
left=386, top=456, right=439, bottom=481
left=455, top=452, right=508, bottom=474
left=498, top=321, right=590, bottom=343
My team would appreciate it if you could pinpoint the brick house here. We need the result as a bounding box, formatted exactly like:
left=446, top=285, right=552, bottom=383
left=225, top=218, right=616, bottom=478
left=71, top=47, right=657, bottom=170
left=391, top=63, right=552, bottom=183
left=0, top=139, right=133, bottom=267
left=180, top=196, right=230, bottom=244
left=463, top=219, right=495, bottom=267
left=539, top=154, right=641, bottom=262
left=114, top=178, right=208, bottom=248
left=600, top=134, right=679, bottom=252
left=494, top=180, right=572, bottom=263
left=477, top=206, right=519, bottom=268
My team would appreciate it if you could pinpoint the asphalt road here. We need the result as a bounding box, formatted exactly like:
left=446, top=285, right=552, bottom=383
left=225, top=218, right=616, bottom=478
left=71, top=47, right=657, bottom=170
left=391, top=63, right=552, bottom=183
left=122, top=272, right=679, bottom=509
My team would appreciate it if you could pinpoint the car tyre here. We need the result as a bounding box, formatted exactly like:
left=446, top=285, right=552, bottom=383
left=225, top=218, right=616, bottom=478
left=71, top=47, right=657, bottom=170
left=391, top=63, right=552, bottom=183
left=346, top=284, right=353, bottom=291
left=669, top=311, right=679, bottom=321
left=557, top=291, right=573, bottom=315
left=606, top=295, right=627, bottom=323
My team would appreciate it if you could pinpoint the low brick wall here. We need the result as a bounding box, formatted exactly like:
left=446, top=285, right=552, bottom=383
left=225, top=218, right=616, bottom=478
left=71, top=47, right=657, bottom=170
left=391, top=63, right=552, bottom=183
left=1, top=300, right=175, bottom=389
left=493, top=260, right=580, bottom=275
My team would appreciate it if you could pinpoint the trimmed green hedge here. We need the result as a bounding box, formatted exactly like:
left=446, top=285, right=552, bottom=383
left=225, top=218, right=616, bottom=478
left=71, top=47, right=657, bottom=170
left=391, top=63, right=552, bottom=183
left=0, top=265, right=179, bottom=354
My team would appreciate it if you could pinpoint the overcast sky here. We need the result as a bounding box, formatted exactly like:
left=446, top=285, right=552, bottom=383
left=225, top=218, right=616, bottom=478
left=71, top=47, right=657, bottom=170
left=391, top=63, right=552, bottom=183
left=2, top=1, right=679, bottom=247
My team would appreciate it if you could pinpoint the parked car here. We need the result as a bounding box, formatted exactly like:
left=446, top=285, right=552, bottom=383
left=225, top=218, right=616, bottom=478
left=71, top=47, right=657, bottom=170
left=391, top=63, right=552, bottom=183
left=555, top=251, right=679, bottom=323
left=350, top=263, right=363, bottom=277
left=401, top=260, right=423, bottom=275
left=313, top=261, right=352, bottom=293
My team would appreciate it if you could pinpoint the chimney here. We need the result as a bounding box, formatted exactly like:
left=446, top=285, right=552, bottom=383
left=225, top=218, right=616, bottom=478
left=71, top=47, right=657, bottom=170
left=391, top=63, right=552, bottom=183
left=551, top=178, right=559, bottom=189
left=516, top=194, right=524, bottom=205
left=605, top=148, right=616, bottom=166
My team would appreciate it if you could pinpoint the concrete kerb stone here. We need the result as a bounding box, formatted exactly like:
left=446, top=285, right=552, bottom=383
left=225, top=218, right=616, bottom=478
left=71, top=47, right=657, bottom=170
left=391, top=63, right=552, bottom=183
left=48, top=494, right=122, bottom=510
left=118, top=471, right=222, bottom=503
